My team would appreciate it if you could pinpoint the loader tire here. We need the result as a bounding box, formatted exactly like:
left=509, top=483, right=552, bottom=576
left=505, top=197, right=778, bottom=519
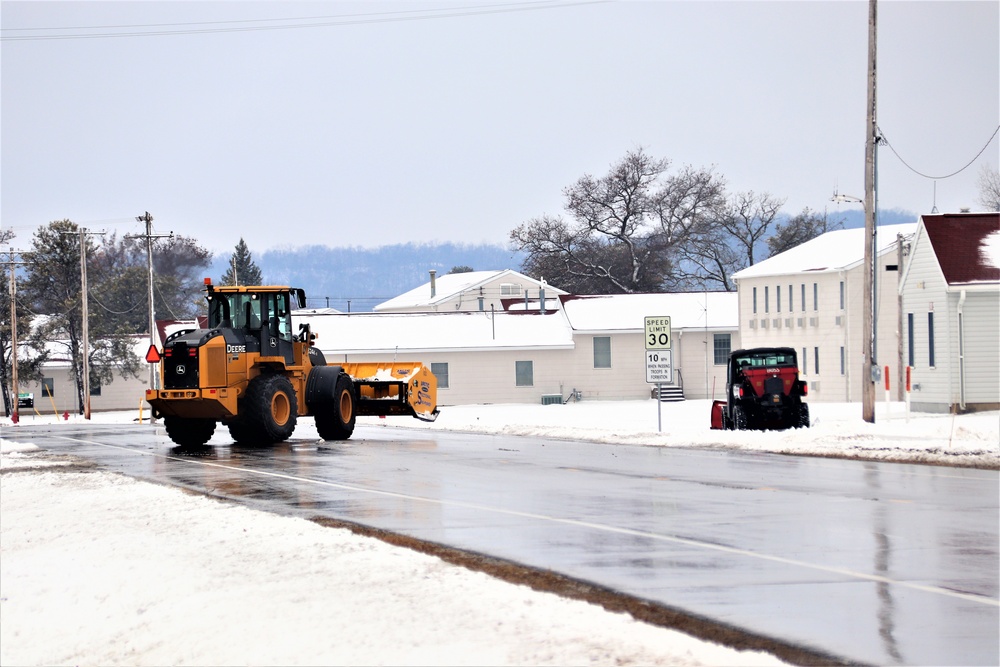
left=164, top=416, right=216, bottom=447
left=241, top=374, right=298, bottom=445
left=733, top=405, right=748, bottom=431
left=315, top=373, right=356, bottom=441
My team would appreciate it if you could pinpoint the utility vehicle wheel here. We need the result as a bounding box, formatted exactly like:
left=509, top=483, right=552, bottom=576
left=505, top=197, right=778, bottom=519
left=733, top=405, right=748, bottom=430
left=796, top=404, right=810, bottom=429
left=227, top=418, right=257, bottom=445
left=164, top=416, right=216, bottom=447
left=242, top=374, right=298, bottom=444
left=315, top=373, right=356, bottom=441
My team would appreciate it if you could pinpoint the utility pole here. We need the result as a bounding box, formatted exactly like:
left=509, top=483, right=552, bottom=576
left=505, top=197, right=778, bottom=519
left=60, top=227, right=105, bottom=419
left=79, top=229, right=92, bottom=419
left=4, top=248, right=28, bottom=422
left=862, top=0, right=878, bottom=423
left=126, top=212, right=171, bottom=393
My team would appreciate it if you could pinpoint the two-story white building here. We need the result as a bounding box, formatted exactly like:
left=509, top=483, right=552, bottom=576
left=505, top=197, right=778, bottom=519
left=732, top=223, right=917, bottom=402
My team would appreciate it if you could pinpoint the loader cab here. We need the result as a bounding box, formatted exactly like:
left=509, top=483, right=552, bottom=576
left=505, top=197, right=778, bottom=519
left=205, top=282, right=307, bottom=367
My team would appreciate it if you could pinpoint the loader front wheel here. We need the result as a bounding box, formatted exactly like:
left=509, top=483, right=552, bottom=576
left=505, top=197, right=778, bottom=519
left=243, top=374, right=298, bottom=444
left=315, top=374, right=356, bottom=441
left=164, top=416, right=216, bottom=447
left=796, top=403, right=810, bottom=429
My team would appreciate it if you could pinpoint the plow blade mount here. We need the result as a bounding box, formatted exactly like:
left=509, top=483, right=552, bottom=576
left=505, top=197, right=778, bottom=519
left=342, top=362, right=439, bottom=422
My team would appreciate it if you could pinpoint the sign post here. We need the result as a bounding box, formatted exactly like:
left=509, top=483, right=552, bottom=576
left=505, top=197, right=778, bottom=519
left=644, top=316, right=672, bottom=432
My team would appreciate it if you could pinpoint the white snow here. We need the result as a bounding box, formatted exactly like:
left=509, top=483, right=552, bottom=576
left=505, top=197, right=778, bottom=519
left=2, top=400, right=997, bottom=666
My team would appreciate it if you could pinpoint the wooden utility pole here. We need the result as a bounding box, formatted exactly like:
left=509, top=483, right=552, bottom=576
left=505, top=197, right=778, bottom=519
left=126, top=212, right=171, bottom=394
left=79, top=229, right=91, bottom=419
left=862, top=0, right=878, bottom=423
left=5, top=248, right=27, bottom=421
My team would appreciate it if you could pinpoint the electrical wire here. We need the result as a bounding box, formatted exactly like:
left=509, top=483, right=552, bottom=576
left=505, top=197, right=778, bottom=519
left=1, top=1, right=605, bottom=41
left=879, top=124, right=1000, bottom=180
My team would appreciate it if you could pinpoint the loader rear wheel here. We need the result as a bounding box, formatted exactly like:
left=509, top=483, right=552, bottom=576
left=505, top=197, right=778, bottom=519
left=241, top=374, right=298, bottom=445
left=315, top=374, right=356, bottom=441
left=164, top=416, right=216, bottom=447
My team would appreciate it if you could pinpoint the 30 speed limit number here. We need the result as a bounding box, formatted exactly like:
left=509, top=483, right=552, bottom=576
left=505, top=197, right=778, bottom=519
left=643, top=316, right=672, bottom=383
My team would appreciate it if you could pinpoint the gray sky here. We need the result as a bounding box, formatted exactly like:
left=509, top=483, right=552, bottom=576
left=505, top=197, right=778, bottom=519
left=2, top=0, right=997, bottom=255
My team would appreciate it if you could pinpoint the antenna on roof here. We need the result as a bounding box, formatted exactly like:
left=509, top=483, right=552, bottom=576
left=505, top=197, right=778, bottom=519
left=931, top=181, right=939, bottom=214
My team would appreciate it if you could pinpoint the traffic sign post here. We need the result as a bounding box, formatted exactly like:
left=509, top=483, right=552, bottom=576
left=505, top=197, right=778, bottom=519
left=644, top=316, right=672, bottom=432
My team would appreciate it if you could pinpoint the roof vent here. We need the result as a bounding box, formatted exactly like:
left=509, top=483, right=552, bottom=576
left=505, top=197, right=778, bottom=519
left=429, top=270, right=437, bottom=298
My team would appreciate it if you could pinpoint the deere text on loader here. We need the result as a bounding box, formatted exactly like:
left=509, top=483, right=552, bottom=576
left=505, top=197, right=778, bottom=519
left=146, top=280, right=438, bottom=447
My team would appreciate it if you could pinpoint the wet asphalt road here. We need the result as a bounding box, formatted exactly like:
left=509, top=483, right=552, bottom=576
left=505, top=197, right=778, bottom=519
left=4, top=422, right=998, bottom=666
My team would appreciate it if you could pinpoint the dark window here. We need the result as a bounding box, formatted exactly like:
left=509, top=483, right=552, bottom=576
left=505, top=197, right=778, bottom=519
left=928, top=312, right=935, bottom=367
left=907, top=313, right=914, bottom=366
left=713, top=334, right=731, bottom=365
left=776, top=285, right=781, bottom=312
left=752, top=287, right=757, bottom=314
left=593, top=337, right=611, bottom=368
left=814, top=347, right=820, bottom=375
left=840, top=346, right=845, bottom=375
left=430, top=362, right=449, bottom=389
left=42, top=378, right=54, bottom=398
left=801, top=284, right=806, bottom=312
left=788, top=285, right=793, bottom=312
left=89, top=376, right=101, bottom=396
left=813, top=283, right=818, bottom=311
left=801, top=347, right=807, bottom=374
left=839, top=281, right=845, bottom=310
left=764, top=286, right=769, bottom=313
left=515, top=360, right=533, bottom=387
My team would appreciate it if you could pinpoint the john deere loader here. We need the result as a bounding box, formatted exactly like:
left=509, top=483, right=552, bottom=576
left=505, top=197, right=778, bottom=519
left=146, top=280, right=438, bottom=447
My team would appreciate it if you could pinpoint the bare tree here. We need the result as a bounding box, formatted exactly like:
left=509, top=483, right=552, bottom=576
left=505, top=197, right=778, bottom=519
left=510, top=148, right=725, bottom=293
left=766, top=207, right=843, bottom=257
left=977, top=163, right=1000, bottom=212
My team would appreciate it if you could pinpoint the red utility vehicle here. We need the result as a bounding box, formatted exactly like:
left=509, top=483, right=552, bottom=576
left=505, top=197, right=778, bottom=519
left=711, top=347, right=809, bottom=430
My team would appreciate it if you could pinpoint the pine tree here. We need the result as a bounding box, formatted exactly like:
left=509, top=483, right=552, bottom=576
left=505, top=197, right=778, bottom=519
left=221, top=238, right=263, bottom=286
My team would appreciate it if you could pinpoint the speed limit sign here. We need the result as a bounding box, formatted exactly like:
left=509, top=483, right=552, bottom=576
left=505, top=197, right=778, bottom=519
left=644, top=316, right=671, bottom=350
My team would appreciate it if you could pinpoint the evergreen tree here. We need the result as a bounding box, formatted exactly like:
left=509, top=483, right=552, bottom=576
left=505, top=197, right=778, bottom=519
left=21, top=220, right=141, bottom=414
left=221, top=238, right=263, bottom=286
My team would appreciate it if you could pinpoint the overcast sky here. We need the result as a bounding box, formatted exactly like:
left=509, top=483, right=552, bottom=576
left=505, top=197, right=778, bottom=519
left=2, top=0, right=997, bottom=255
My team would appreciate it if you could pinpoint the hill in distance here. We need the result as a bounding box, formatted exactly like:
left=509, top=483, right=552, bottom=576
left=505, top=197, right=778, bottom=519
left=209, top=242, right=525, bottom=312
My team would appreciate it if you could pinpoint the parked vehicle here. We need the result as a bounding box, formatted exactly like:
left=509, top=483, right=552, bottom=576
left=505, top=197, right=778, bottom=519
left=711, top=347, right=809, bottom=430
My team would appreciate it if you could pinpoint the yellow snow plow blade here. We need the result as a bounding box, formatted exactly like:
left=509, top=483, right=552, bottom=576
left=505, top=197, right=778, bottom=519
left=341, top=362, right=439, bottom=422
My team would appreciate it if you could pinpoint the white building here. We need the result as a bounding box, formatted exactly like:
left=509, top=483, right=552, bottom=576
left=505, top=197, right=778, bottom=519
left=899, top=212, right=1000, bottom=413
left=374, top=269, right=566, bottom=314
left=732, top=223, right=917, bottom=402
left=299, top=291, right=739, bottom=405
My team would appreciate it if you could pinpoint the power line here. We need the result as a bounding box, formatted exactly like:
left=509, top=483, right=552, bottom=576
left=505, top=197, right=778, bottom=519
left=1, top=1, right=606, bottom=41
left=879, top=124, right=1000, bottom=180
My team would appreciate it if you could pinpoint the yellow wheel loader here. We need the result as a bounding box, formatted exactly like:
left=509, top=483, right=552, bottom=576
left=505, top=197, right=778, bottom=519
left=146, top=280, right=438, bottom=447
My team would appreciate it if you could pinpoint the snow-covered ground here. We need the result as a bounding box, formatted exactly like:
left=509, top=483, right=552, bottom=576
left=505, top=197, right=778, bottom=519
left=2, top=399, right=997, bottom=666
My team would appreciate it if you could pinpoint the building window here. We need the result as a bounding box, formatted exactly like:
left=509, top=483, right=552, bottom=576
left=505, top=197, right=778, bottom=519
left=713, top=333, right=731, bottom=365
left=753, top=287, right=757, bottom=314
left=907, top=313, right=914, bottom=367
left=764, top=286, right=769, bottom=313
left=840, top=346, right=845, bottom=375
left=777, top=285, right=781, bottom=312
left=788, top=284, right=793, bottom=312
left=801, top=347, right=807, bottom=374
left=515, top=360, right=533, bottom=387
left=431, top=362, right=449, bottom=389
left=813, top=283, right=818, bottom=311
left=801, top=284, right=806, bottom=312
left=814, top=347, right=820, bottom=375
left=89, top=376, right=102, bottom=396
left=593, top=337, right=611, bottom=368
left=500, top=283, right=522, bottom=296
left=928, top=312, right=935, bottom=367
left=41, top=377, right=54, bottom=398
left=839, top=281, right=845, bottom=310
